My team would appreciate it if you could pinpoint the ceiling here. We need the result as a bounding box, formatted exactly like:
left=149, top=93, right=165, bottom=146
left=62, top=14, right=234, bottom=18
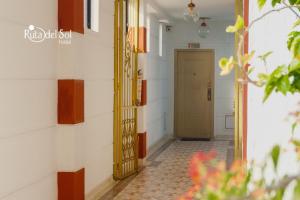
left=152, top=0, right=235, bottom=21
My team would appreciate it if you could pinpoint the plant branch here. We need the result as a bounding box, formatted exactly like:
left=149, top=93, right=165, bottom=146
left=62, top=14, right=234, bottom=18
left=265, top=174, right=300, bottom=192
left=235, top=4, right=300, bottom=87
left=246, top=5, right=297, bottom=36
left=236, top=32, right=262, bottom=87
left=283, top=1, right=300, bottom=18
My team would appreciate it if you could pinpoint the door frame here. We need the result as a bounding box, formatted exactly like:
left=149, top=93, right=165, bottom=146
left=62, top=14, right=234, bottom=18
left=242, top=0, right=249, bottom=161
left=172, top=0, right=248, bottom=160
left=174, top=49, right=215, bottom=139
left=234, top=0, right=248, bottom=160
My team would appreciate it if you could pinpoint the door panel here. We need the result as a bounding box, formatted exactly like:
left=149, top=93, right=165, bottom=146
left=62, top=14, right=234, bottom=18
left=175, top=50, right=214, bottom=139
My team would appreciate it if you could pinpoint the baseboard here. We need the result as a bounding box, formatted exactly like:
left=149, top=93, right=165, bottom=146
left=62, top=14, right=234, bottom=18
left=85, top=177, right=118, bottom=200
left=214, top=134, right=234, bottom=141
left=146, top=134, right=174, bottom=160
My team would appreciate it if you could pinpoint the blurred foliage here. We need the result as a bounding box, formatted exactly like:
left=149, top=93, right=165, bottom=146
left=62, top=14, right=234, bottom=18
left=180, top=0, right=300, bottom=199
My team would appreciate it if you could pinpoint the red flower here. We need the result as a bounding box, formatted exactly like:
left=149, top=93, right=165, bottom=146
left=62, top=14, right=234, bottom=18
left=194, top=151, right=217, bottom=162
left=178, top=185, right=200, bottom=200
left=189, top=151, right=217, bottom=185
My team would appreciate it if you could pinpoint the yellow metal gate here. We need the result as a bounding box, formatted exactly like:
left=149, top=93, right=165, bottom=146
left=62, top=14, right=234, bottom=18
left=113, top=0, right=140, bottom=180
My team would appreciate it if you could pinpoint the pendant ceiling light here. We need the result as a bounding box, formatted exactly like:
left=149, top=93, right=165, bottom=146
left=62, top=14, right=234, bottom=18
left=198, top=17, right=211, bottom=38
left=183, top=0, right=199, bottom=22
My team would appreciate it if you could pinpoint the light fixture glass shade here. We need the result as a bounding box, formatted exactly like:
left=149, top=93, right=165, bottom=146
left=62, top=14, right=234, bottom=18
left=183, top=1, right=199, bottom=23
left=198, top=22, right=210, bottom=38
left=183, top=9, right=199, bottom=22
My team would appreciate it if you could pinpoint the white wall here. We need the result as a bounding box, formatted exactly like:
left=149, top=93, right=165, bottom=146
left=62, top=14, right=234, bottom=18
left=57, top=0, right=114, bottom=195
left=0, top=0, right=58, bottom=199
left=0, top=0, right=114, bottom=199
left=84, top=1, right=114, bottom=193
left=167, top=20, right=235, bottom=137
left=143, top=12, right=171, bottom=147
left=248, top=2, right=299, bottom=175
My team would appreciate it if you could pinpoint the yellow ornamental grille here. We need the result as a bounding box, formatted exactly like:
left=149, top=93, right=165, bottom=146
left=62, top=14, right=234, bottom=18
left=114, top=0, right=139, bottom=180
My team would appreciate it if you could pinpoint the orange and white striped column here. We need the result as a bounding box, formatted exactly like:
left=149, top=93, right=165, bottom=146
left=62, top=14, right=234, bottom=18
left=57, top=79, right=85, bottom=200
left=137, top=0, right=148, bottom=164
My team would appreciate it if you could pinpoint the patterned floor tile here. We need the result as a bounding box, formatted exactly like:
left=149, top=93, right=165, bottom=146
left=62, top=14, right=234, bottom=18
left=111, top=139, right=231, bottom=200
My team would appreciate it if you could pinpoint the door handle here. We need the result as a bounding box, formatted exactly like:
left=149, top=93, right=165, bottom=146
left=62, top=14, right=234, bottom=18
left=207, top=88, right=212, bottom=101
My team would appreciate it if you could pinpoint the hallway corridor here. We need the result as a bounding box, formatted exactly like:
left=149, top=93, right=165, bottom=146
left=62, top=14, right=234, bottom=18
left=100, top=139, right=233, bottom=200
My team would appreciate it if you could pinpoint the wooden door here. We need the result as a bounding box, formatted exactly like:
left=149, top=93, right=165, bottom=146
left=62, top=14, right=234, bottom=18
left=175, top=50, right=214, bottom=139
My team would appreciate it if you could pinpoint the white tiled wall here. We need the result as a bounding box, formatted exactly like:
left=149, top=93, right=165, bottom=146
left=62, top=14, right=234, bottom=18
left=144, top=14, right=171, bottom=147
left=0, top=0, right=58, bottom=199
left=82, top=1, right=114, bottom=192
left=57, top=0, right=115, bottom=195
left=0, top=0, right=115, bottom=199
left=167, top=20, right=235, bottom=137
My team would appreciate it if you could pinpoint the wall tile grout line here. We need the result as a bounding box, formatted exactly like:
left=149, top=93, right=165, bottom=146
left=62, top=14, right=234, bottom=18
left=0, top=125, right=56, bottom=141
left=0, top=172, right=56, bottom=200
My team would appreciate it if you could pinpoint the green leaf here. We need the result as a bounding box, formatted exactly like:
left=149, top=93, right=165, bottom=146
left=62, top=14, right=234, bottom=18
left=258, top=51, right=273, bottom=62
left=240, top=171, right=252, bottom=195
left=226, top=15, right=244, bottom=33
left=263, top=66, right=286, bottom=102
left=291, top=139, right=300, bottom=147
left=291, top=35, right=300, bottom=60
left=291, top=74, right=300, bottom=91
left=219, top=57, right=236, bottom=76
left=292, top=122, right=298, bottom=135
left=293, top=180, right=300, bottom=200
left=207, top=192, right=219, bottom=200
left=293, top=19, right=300, bottom=28
left=219, top=57, right=228, bottom=68
left=271, top=145, right=281, bottom=171
left=258, top=73, right=269, bottom=81
left=272, top=0, right=281, bottom=6
left=288, top=60, right=300, bottom=72
left=289, top=0, right=300, bottom=5
left=273, top=188, right=285, bottom=200
left=276, top=75, right=291, bottom=95
left=248, top=67, right=255, bottom=75
left=264, top=83, right=276, bottom=102
left=258, top=0, right=267, bottom=9
left=289, top=0, right=296, bottom=4
left=287, top=31, right=300, bottom=51
left=258, top=73, right=269, bottom=86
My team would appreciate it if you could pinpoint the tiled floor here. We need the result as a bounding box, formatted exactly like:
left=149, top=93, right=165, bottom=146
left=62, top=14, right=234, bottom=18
left=101, top=139, right=232, bottom=200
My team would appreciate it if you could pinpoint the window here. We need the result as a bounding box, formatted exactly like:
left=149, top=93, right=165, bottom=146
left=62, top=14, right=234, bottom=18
left=159, top=23, right=163, bottom=57
left=147, top=17, right=151, bottom=52
left=87, top=0, right=99, bottom=32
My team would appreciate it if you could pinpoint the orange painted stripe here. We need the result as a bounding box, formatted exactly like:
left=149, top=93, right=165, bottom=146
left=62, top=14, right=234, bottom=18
left=58, top=80, right=84, bottom=124
left=141, top=80, right=147, bottom=106
left=138, top=132, right=147, bottom=159
left=127, top=27, right=148, bottom=53
left=58, top=0, right=84, bottom=33
left=139, top=27, right=147, bottom=53
left=58, top=168, right=85, bottom=200
left=243, top=0, right=249, bottom=160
